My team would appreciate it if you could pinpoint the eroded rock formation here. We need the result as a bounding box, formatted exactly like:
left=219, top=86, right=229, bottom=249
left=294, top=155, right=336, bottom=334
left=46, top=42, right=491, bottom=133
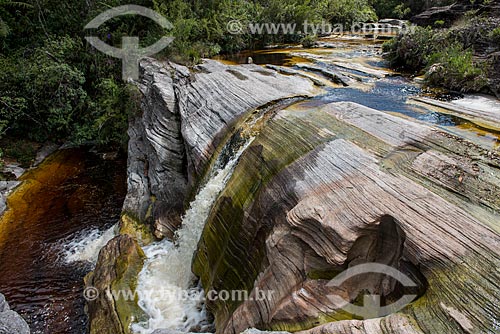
left=85, top=235, right=145, bottom=334
left=89, top=51, right=499, bottom=334
left=124, top=58, right=314, bottom=239
left=87, top=58, right=315, bottom=334
left=193, top=102, right=500, bottom=333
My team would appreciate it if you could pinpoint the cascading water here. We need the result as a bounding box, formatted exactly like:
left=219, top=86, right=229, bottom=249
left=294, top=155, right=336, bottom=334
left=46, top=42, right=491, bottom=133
left=131, top=139, right=254, bottom=334
left=63, top=224, right=118, bottom=265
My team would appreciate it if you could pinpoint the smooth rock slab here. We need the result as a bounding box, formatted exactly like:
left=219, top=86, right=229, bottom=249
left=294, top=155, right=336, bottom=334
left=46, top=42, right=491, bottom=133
left=193, top=102, right=500, bottom=334
left=0, top=181, right=21, bottom=216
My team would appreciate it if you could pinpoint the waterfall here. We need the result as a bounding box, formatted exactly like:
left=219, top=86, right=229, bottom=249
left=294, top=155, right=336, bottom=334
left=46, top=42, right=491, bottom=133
left=64, top=225, right=117, bottom=265
left=131, top=139, right=253, bottom=334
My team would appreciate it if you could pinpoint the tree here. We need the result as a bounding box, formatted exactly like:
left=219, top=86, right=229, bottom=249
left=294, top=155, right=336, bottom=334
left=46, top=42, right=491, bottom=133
left=0, top=0, right=31, bottom=37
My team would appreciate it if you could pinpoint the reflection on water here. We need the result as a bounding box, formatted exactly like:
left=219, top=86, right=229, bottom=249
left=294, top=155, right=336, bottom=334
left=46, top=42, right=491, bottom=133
left=0, top=148, right=126, bottom=334
left=316, top=77, right=422, bottom=114
left=215, top=38, right=500, bottom=149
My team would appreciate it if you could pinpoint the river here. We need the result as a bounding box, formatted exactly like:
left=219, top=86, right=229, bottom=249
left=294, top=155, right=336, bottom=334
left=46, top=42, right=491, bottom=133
left=1, top=35, right=499, bottom=334
left=0, top=148, right=126, bottom=334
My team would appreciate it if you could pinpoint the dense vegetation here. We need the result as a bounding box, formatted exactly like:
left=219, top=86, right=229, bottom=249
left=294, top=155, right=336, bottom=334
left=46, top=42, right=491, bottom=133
left=369, top=0, right=455, bottom=19
left=1, top=0, right=494, bottom=168
left=0, top=0, right=381, bottom=155
left=383, top=3, right=500, bottom=96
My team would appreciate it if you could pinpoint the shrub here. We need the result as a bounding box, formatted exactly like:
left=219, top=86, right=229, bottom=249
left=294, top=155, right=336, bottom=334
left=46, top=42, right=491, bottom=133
left=425, top=44, right=488, bottom=92
left=383, top=26, right=438, bottom=71
left=434, top=20, right=445, bottom=27
left=490, top=27, right=500, bottom=44
left=1, top=138, right=38, bottom=167
left=301, top=35, right=317, bottom=48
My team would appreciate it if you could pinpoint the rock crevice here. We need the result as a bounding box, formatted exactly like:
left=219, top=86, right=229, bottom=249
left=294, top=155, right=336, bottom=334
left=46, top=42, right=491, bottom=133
left=124, top=58, right=315, bottom=239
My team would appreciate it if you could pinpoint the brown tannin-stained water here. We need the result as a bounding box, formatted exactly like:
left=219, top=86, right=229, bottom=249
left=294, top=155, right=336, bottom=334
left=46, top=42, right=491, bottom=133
left=0, top=148, right=126, bottom=334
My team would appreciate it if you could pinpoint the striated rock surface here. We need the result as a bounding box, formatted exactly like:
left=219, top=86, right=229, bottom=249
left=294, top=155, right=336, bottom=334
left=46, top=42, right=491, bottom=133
left=193, top=101, right=500, bottom=334
left=124, top=58, right=315, bottom=238
left=0, top=293, right=30, bottom=334
left=411, top=0, right=499, bottom=27
left=85, top=235, right=146, bottom=334
left=411, top=2, right=474, bottom=27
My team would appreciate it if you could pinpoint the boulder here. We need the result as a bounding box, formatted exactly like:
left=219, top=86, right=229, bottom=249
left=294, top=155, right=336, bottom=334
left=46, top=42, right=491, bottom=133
left=411, top=2, right=474, bottom=27
left=85, top=235, right=146, bottom=334
left=193, top=101, right=500, bottom=333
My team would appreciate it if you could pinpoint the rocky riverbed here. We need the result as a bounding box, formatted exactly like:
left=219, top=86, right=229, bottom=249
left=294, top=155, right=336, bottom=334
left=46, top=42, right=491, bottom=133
left=1, top=36, right=499, bottom=334
left=85, top=36, right=499, bottom=334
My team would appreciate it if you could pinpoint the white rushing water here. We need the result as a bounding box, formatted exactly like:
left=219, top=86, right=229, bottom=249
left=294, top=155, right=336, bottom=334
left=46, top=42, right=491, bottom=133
left=64, top=225, right=117, bottom=265
left=132, top=140, right=253, bottom=334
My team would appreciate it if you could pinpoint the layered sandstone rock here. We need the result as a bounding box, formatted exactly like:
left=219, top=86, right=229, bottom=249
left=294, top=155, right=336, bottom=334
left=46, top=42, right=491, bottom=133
left=193, top=102, right=500, bottom=334
left=85, top=235, right=146, bottom=334
left=87, top=58, right=316, bottom=334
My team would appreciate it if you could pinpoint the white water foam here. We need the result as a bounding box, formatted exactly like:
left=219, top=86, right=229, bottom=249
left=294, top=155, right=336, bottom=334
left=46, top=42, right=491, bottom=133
left=64, top=225, right=117, bottom=265
left=132, top=140, right=253, bottom=334
left=451, top=94, right=500, bottom=113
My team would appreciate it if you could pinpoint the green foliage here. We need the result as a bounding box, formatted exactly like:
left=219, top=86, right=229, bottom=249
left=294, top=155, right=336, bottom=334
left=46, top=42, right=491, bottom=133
left=1, top=36, right=87, bottom=141
left=425, top=44, right=487, bottom=92
left=320, top=0, right=377, bottom=25
left=1, top=138, right=38, bottom=167
left=0, top=0, right=386, bottom=148
left=0, top=0, right=32, bottom=37
left=301, top=35, right=317, bottom=48
left=434, top=20, right=445, bottom=27
left=0, top=0, right=154, bottom=145
left=153, top=0, right=377, bottom=58
left=384, top=26, right=438, bottom=70
left=490, top=27, right=500, bottom=43
left=370, top=0, right=455, bottom=19
left=73, top=80, right=140, bottom=146
left=383, top=14, right=496, bottom=94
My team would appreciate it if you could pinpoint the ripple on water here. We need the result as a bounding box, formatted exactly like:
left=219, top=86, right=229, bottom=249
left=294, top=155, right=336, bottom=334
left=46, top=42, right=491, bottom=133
left=0, top=148, right=126, bottom=334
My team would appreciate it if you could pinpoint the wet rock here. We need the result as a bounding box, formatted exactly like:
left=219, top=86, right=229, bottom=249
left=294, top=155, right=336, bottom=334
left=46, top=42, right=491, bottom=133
left=33, top=142, right=59, bottom=166
left=125, top=58, right=315, bottom=238
left=0, top=181, right=21, bottom=215
left=119, top=213, right=155, bottom=246
left=85, top=235, right=146, bottom=334
left=295, top=63, right=352, bottom=86
left=242, top=330, right=290, bottom=334
left=152, top=331, right=212, bottom=334
left=297, top=314, right=424, bottom=334
left=0, top=294, right=8, bottom=312
left=193, top=102, right=500, bottom=333
left=2, top=165, right=24, bottom=179
left=0, top=293, right=30, bottom=334
left=379, top=19, right=407, bottom=27
left=410, top=96, right=500, bottom=131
